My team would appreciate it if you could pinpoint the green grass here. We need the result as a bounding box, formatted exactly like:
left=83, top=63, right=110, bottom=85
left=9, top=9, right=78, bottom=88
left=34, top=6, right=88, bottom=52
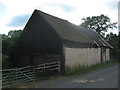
left=65, top=59, right=118, bottom=76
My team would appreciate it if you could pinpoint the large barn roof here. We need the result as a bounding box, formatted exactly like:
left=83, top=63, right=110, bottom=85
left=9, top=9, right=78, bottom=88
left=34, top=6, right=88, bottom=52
left=37, top=10, right=90, bottom=44
left=35, top=9, right=112, bottom=48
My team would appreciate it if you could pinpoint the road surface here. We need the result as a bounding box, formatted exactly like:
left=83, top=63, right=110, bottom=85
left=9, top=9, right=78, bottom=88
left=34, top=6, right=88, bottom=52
left=31, top=65, right=118, bottom=88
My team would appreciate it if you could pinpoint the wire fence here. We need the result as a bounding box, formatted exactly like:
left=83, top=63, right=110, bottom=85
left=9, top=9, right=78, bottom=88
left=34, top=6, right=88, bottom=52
left=0, top=61, right=60, bottom=88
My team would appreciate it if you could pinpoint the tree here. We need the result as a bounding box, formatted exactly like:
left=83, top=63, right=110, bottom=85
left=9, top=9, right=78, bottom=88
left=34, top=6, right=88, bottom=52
left=2, top=30, right=22, bottom=68
left=81, top=14, right=117, bottom=36
left=106, top=32, right=119, bottom=60
left=106, top=32, right=118, bottom=48
left=2, top=30, right=22, bottom=55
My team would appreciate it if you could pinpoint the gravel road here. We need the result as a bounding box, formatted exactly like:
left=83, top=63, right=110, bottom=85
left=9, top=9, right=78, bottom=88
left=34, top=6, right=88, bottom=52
left=31, top=65, right=118, bottom=88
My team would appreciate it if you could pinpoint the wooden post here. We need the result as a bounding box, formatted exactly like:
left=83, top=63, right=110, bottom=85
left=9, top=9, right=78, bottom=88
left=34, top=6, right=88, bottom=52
left=33, top=65, right=36, bottom=82
left=15, top=69, right=17, bottom=85
left=101, top=47, right=103, bottom=63
left=44, top=64, right=45, bottom=72
left=58, top=61, right=60, bottom=72
left=61, top=44, right=65, bottom=75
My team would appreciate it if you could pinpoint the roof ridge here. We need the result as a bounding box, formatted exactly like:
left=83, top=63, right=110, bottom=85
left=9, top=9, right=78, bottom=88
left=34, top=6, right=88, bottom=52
left=36, top=9, right=68, bottom=22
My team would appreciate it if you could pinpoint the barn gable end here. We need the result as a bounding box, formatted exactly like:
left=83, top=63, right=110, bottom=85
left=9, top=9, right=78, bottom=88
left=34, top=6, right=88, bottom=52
left=18, top=10, right=63, bottom=54
left=15, top=10, right=63, bottom=66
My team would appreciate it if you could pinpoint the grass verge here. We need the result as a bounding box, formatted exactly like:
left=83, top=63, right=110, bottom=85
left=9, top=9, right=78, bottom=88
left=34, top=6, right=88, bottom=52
left=17, top=59, right=119, bottom=88
left=65, top=59, right=118, bottom=76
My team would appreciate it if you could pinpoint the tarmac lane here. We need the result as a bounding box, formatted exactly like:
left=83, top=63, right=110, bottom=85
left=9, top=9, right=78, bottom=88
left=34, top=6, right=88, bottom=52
left=31, top=64, right=118, bottom=88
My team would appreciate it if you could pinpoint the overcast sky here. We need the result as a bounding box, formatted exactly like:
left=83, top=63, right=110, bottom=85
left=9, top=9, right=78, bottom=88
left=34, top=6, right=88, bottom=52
left=0, top=0, right=119, bottom=34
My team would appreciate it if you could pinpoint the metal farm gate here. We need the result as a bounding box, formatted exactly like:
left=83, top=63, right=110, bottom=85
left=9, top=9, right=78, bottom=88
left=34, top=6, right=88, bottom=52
left=0, top=61, right=60, bottom=88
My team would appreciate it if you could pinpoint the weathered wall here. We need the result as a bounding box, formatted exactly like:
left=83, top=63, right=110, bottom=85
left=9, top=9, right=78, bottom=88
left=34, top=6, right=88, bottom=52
left=20, top=56, right=31, bottom=66
left=101, top=48, right=110, bottom=63
left=102, top=47, right=106, bottom=63
left=65, top=47, right=101, bottom=68
left=106, top=49, right=110, bottom=61
left=87, top=48, right=101, bottom=66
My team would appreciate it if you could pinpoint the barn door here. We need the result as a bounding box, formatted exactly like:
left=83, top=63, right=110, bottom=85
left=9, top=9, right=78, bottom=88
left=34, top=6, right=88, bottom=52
left=100, top=47, right=106, bottom=63
left=103, top=47, right=106, bottom=62
left=100, top=47, right=103, bottom=63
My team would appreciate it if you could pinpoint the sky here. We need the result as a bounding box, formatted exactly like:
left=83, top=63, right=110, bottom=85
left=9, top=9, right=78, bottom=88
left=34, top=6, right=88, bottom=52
left=0, top=0, right=119, bottom=35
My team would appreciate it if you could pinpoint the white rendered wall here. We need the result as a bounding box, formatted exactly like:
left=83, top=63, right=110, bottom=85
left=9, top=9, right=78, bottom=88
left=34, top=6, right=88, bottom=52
left=106, top=49, right=110, bottom=61
left=65, top=47, right=101, bottom=68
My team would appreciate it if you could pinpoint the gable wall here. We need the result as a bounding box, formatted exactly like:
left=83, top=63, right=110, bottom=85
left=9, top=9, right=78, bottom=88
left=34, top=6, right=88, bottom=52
left=16, top=10, right=62, bottom=55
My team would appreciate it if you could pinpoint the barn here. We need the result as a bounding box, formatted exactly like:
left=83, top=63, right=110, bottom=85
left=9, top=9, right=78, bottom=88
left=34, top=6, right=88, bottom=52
left=14, top=9, right=113, bottom=72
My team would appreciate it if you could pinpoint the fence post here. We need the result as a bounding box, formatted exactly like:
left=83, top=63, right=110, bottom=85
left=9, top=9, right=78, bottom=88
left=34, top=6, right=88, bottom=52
left=33, top=65, right=35, bottom=82
left=15, top=69, right=17, bottom=85
left=58, top=62, right=60, bottom=72
left=44, top=64, right=45, bottom=71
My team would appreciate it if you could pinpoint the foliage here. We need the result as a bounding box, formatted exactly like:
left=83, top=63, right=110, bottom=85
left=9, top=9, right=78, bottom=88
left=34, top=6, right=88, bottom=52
left=81, top=14, right=119, bottom=61
left=2, top=54, right=10, bottom=69
left=106, top=32, right=119, bottom=60
left=2, top=30, right=22, bottom=55
left=2, top=30, right=22, bottom=68
left=81, top=14, right=117, bottom=36
left=106, top=33, right=118, bottom=48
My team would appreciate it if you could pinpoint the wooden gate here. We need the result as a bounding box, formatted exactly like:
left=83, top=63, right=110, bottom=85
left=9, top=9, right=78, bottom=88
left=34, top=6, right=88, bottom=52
left=0, top=61, right=60, bottom=88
